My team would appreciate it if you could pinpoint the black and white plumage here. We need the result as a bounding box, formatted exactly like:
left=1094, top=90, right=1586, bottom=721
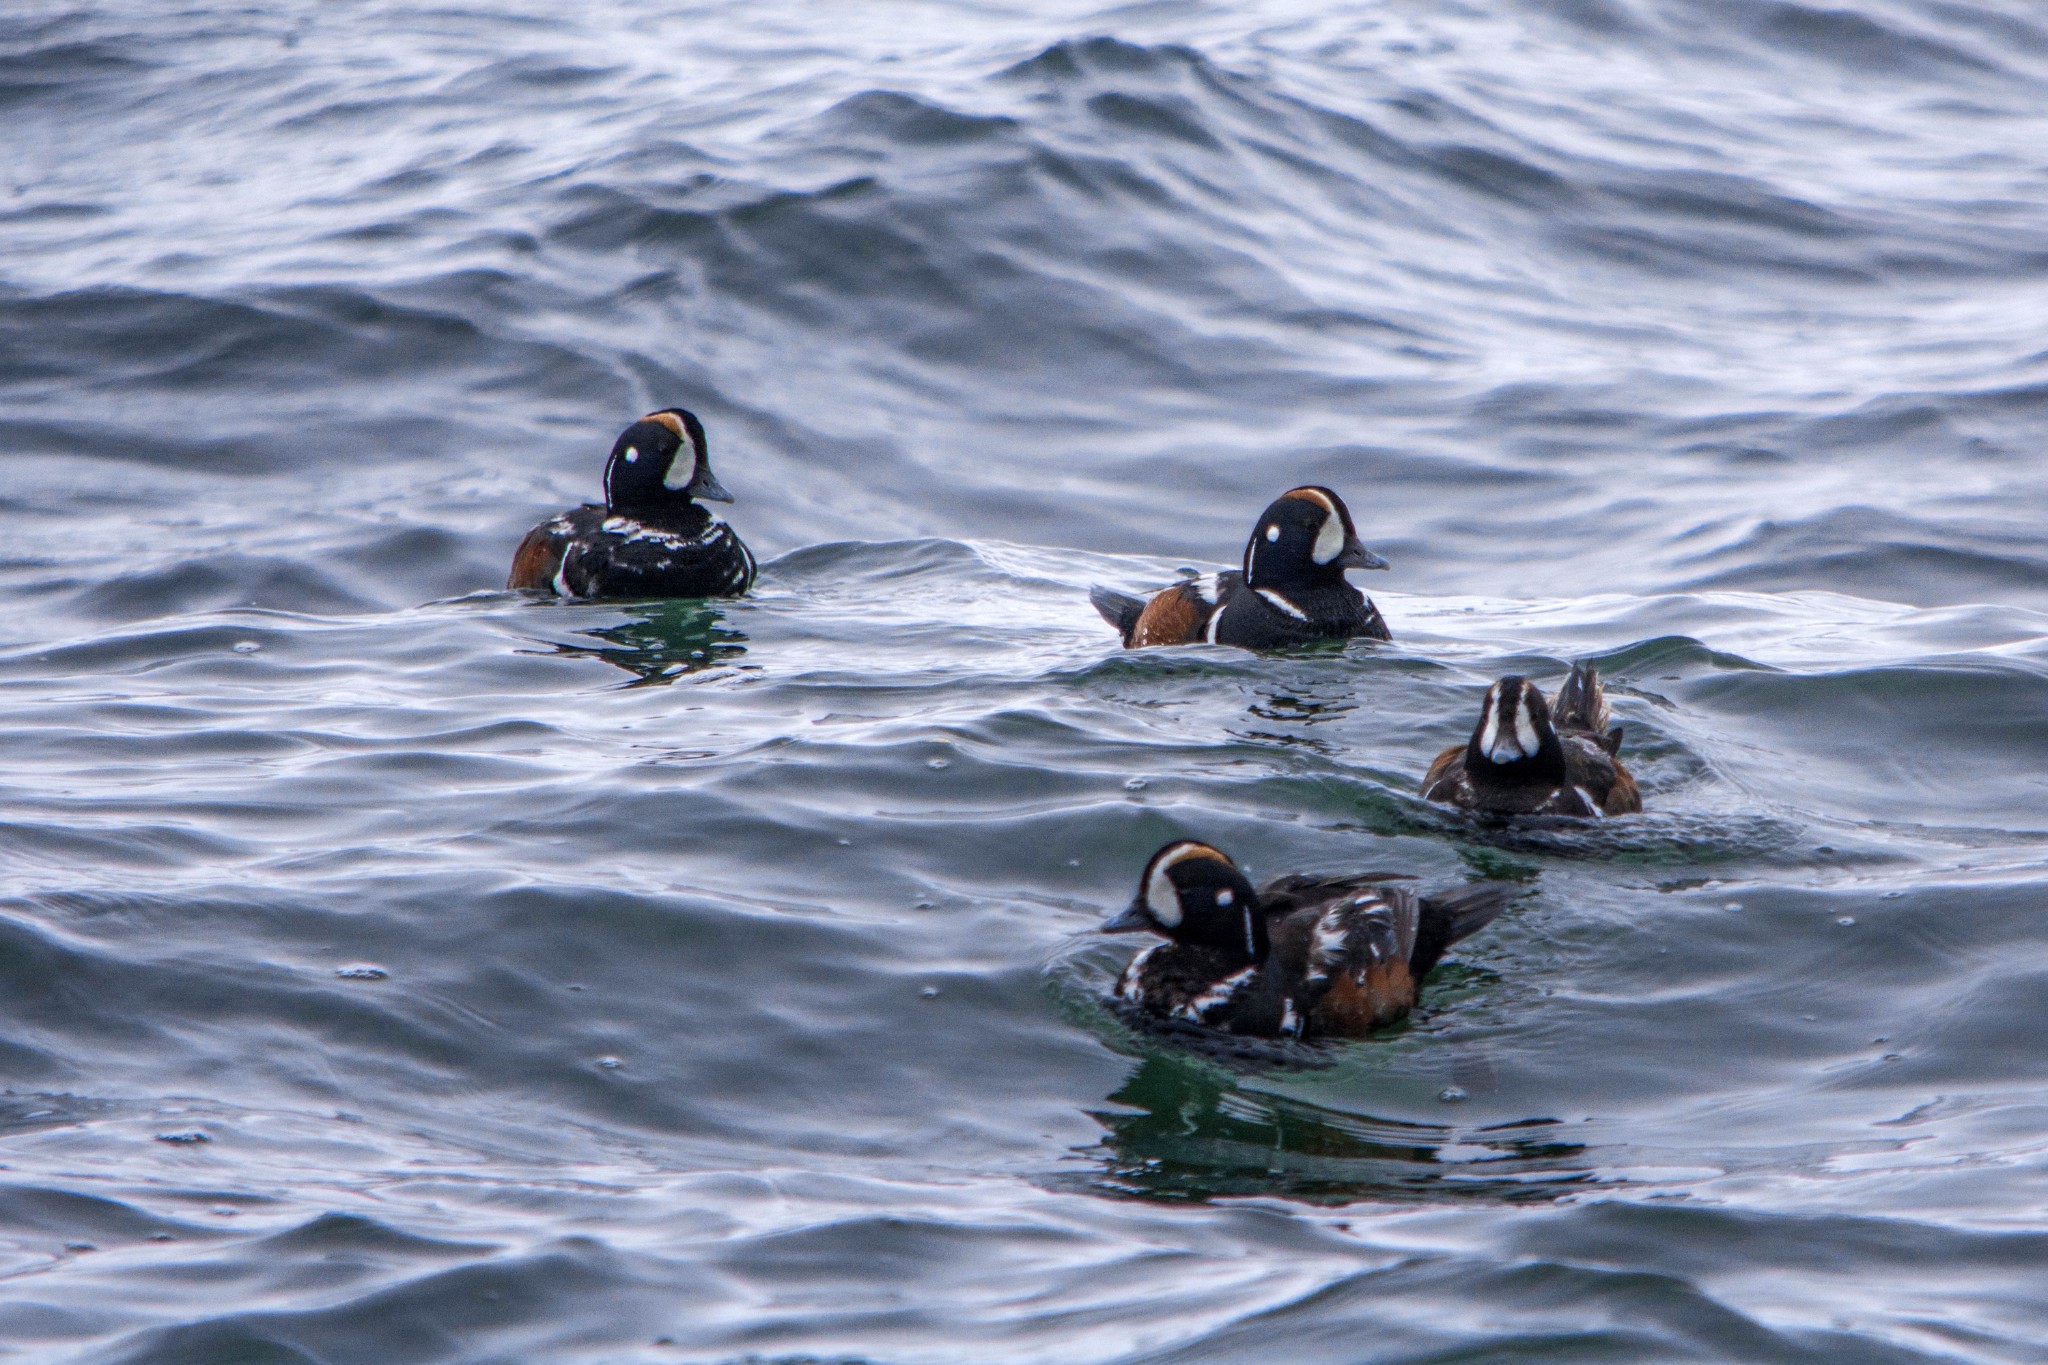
left=1420, top=664, right=1641, bottom=817
left=509, top=408, right=756, bottom=601
left=1089, top=487, right=1391, bottom=649
left=1104, top=840, right=1517, bottom=1041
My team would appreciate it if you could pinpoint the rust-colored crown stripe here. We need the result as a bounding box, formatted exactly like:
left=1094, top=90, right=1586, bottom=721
left=642, top=411, right=687, bottom=439
left=1157, top=840, right=1234, bottom=870
left=1280, top=487, right=1338, bottom=516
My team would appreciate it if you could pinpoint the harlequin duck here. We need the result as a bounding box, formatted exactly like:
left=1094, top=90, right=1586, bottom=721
left=1103, top=840, right=1516, bottom=1040
left=1421, top=663, right=1642, bottom=817
left=1089, top=486, right=1391, bottom=649
left=508, top=408, right=756, bottom=600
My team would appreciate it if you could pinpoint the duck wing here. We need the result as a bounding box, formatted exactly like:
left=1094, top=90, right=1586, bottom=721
left=1257, top=869, right=1418, bottom=921
left=1269, top=887, right=1420, bottom=1036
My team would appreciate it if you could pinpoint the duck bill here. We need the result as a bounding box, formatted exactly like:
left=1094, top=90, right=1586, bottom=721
left=1481, top=734, right=1527, bottom=764
left=1335, top=537, right=1389, bottom=571
left=1102, top=900, right=1153, bottom=934
left=687, top=466, right=735, bottom=503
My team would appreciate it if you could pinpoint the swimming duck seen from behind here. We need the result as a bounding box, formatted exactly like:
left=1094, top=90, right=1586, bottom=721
left=1104, top=840, right=1516, bottom=1040
left=1421, top=664, right=1642, bottom=817
left=508, top=408, right=756, bottom=600
left=1090, top=486, right=1391, bottom=649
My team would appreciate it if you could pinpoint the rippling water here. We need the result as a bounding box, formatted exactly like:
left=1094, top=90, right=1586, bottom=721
left=6, top=1, right=2048, bottom=1359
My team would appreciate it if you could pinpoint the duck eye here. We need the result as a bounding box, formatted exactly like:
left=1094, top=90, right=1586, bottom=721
left=1265, top=525, right=1280, bottom=542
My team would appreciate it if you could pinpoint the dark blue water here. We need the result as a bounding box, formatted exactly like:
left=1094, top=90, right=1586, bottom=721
left=6, top=1, right=2048, bottom=1359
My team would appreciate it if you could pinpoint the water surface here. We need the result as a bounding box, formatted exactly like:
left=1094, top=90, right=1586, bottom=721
left=5, top=1, right=2048, bottom=1360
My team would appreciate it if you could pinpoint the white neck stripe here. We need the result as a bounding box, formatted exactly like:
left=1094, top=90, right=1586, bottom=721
left=1257, top=588, right=1308, bottom=620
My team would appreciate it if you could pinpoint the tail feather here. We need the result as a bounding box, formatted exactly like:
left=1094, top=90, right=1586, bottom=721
left=1552, top=661, right=1609, bottom=735
left=1426, top=883, right=1519, bottom=945
left=1089, top=585, right=1146, bottom=646
left=1409, top=881, right=1520, bottom=978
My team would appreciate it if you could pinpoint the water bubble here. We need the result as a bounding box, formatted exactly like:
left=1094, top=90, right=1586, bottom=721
left=1438, top=1086, right=1468, bottom=1103
left=920, top=986, right=939, bottom=999
left=1066, top=859, right=1080, bottom=867
left=1723, top=902, right=1743, bottom=912
left=211, top=1206, right=238, bottom=1217
left=65, top=1242, right=96, bottom=1253
left=927, top=758, right=950, bottom=770
left=1883, top=891, right=1905, bottom=900
left=334, top=964, right=387, bottom=980
left=596, top=1056, right=622, bottom=1070
left=1124, top=777, right=1148, bottom=791
left=231, top=641, right=260, bottom=654
left=1837, top=916, right=1856, bottom=927
left=837, top=838, right=852, bottom=847
left=154, top=1130, right=210, bottom=1144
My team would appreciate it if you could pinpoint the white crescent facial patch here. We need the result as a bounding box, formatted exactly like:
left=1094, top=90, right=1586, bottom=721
left=1145, top=858, right=1182, bottom=926
left=662, top=442, right=698, bottom=491
left=1284, top=489, right=1347, bottom=565
left=1480, top=684, right=1527, bottom=762
left=1311, top=507, right=1345, bottom=564
left=1145, top=842, right=1223, bottom=927
left=642, top=412, right=699, bottom=491
left=1514, top=689, right=1541, bottom=756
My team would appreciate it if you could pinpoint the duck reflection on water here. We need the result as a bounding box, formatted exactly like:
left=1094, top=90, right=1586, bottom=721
left=1079, top=1052, right=1591, bottom=1206
left=543, top=599, right=750, bottom=684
